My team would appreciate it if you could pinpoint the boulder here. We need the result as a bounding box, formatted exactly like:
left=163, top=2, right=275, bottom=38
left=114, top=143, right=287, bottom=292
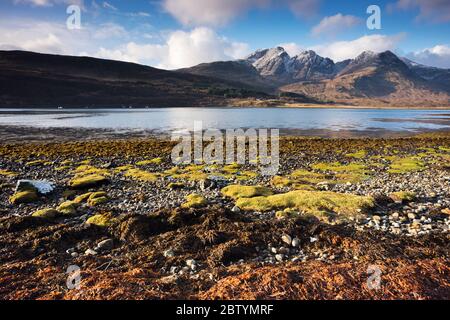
left=69, top=174, right=108, bottom=189
left=9, top=190, right=39, bottom=204
left=32, top=208, right=60, bottom=219
left=16, top=180, right=55, bottom=195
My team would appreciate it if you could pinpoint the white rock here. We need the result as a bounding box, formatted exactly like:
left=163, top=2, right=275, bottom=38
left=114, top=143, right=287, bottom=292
left=186, top=259, right=196, bottom=267
left=96, top=239, right=114, bottom=251
left=275, top=254, right=285, bottom=262
left=16, top=180, right=55, bottom=195
left=291, top=238, right=300, bottom=247
left=164, top=249, right=175, bottom=258
left=310, top=237, right=318, bottom=243
left=231, top=206, right=241, bottom=213
left=85, top=249, right=97, bottom=256
left=281, top=234, right=292, bottom=246
left=408, top=213, right=416, bottom=220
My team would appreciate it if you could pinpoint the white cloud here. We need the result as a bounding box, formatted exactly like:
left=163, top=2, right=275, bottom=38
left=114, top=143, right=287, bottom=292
left=286, top=0, right=321, bottom=19
left=94, top=27, right=250, bottom=69
left=163, top=0, right=269, bottom=27
left=390, top=0, right=450, bottom=23
left=162, top=0, right=320, bottom=26
left=278, top=42, right=304, bottom=56
left=13, top=0, right=84, bottom=7
left=310, top=34, right=405, bottom=62
left=311, top=14, right=361, bottom=37
left=102, top=1, right=117, bottom=11
left=0, top=15, right=249, bottom=69
left=93, top=23, right=128, bottom=39
left=406, top=45, right=450, bottom=68
left=0, top=18, right=118, bottom=55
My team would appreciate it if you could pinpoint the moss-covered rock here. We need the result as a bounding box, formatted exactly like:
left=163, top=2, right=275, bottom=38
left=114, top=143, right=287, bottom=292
left=236, top=190, right=375, bottom=217
left=73, top=192, right=93, bottom=203
left=181, top=194, right=207, bottom=209
left=345, top=150, right=367, bottom=159
left=0, top=169, right=17, bottom=177
left=221, top=185, right=273, bottom=200
left=69, top=174, right=108, bottom=189
left=32, top=208, right=60, bottom=219
left=87, top=191, right=109, bottom=207
left=168, top=182, right=185, bottom=190
left=136, top=158, right=163, bottom=166
left=390, top=191, right=417, bottom=203
left=9, top=190, right=39, bottom=204
left=57, top=201, right=79, bottom=215
left=271, top=176, right=292, bottom=188
left=86, top=213, right=118, bottom=227
left=275, top=208, right=299, bottom=220
left=124, top=169, right=159, bottom=182
left=388, top=157, right=425, bottom=174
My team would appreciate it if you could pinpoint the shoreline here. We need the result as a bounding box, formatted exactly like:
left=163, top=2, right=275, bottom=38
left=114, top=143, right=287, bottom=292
left=2, top=104, right=450, bottom=110
left=0, top=133, right=449, bottom=299
left=0, top=125, right=450, bottom=143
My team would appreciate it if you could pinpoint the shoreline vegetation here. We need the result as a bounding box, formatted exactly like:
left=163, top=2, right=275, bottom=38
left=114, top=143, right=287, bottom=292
left=0, top=128, right=449, bottom=299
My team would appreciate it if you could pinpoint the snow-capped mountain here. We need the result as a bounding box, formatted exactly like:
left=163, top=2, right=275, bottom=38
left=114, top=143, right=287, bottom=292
left=180, top=46, right=450, bottom=107
left=244, top=47, right=337, bottom=81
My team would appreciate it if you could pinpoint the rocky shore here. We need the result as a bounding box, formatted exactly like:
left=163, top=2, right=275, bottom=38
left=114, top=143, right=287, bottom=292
left=0, top=131, right=449, bottom=300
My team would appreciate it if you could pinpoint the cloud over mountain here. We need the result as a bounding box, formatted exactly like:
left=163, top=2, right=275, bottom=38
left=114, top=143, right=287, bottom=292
left=94, top=27, right=250, bottom=69
left=310, top=34, right=405, bottom=62
left=406, top=45, right=450, bottom=69
left=311, top=14, right=362, bottom=37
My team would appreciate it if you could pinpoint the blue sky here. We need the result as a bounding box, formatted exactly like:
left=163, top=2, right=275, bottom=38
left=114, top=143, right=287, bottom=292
left=1, top=0, right=449, bottom=69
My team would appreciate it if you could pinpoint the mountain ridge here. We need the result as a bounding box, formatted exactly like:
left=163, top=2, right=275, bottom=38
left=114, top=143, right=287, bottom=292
left=0, top=48, right=449, bottom=108
left=181, top=47, right=450, bottom=107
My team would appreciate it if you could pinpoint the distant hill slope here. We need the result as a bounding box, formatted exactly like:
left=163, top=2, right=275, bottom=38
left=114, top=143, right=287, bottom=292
left=1, top=49, right=449, bottom=108
left=282, top=51, right=450, bottom=107
left=182, top=47, right=450, bottom=107
left=0, top=50, right=271, bottom=108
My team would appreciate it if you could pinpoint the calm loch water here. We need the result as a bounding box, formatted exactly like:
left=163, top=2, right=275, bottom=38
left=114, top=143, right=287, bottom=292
left=0, top=108, right=449, bottom=134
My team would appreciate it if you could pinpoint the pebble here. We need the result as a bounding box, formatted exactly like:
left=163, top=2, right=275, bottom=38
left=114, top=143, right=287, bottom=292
left=164, top=249, right=175, bottom=258
left=281, top=234, right=292, bottom=246
left=96, top=239, right=114, bottom=251
left=275, top=254, right=285, bottom=262
left=186, top=259, right=197, bottom=268
left=231, top=206, right=241, bottom=213
left=291, top=237, right=300, bottom=247
left=85, top=249, right=98, bottom=256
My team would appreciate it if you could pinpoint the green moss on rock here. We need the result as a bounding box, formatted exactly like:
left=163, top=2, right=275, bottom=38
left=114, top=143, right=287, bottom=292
left=87, top=192, right=109, bottom=207
left=32, top=208, right=60, bottom=219
left=390, top=191, right=416, bottom=203
left=69, top=174, right=108, bottom=189
left=9, top=190, right=39, bottom=204
left=57, top=201, right=79, bottom=215
left=181, top=194, right=207, bottom=209
left=221, top=185, right=273, bottom=200
left=388, top=157, right=425, bottom=174
left=236, top=190, right=375, bottom=217
left=86, top=213, right=118, bottom=227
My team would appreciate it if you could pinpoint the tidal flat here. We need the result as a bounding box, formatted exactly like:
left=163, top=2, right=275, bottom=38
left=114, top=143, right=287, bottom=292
left=0, top=130, right=449, bottom=300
